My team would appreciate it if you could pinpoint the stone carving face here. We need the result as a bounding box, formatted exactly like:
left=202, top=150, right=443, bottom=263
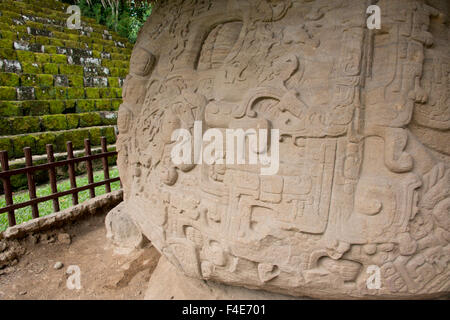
left=116, top=0, right=450, bottom=298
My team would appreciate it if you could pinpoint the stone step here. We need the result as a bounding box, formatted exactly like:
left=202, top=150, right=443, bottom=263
left=0, top=59, right=129, bottom=78
left=0, top=13, right=117, bottom=39
left=0, top=29, right=132, bottom=55
left=0, top=84, right=122, bottom=101
left=9, top=39, right=130, bottom=61
left=0, top=49, right=129, bottom=71
left=0, top=1, right=132, bottom=38
left=3, top=0, right=68, bottom=13
left=0, top=125, right=117, bottom=158
left=0, top=72, right=124, bottom=88
left=0, top=98, right=122, bottom=116
left=0, top=4, right=132, bottom=47
left=0, top=111, right=117, bottom=135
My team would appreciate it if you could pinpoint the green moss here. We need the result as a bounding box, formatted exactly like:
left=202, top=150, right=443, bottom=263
left=96, top=39, right=110, bottom=47
left=92, top=50, right=101, bottom=58
left=118, top=61, right=130, bottom=69
left=0, top=137, right=13, bottom=156
left=111, top=99, right=122, bottom=110
left=49, top=100, right=65, bottom=114
left=16, top=50, right=35, bottom=62
left=67, top=87, right=84, bottom=99
left=35, top=35, right=50, bottom=45
left=89, top=127, right=102, bottom=145
left=94, top=99, right=111, bottom=111
left=0, top=73, right=20, bottom=86
left=0, top=101, right=22, bottom=117
left=0, top=117, right=11, bottom=135
left=0, top=48, right=17, bottom=60
left=21, top=74, right=38, bottom=86
left=108, top=77, right=119, bottom=87
left=0, top=86, right=16, bottom=100
left=59, top=64, right=83, bottom=75
left=67, top=34, right=79, bottom=42
left=112, top=88, right=122, bottom=98
left=35, top=87, right=55, bottom=100
left=118, top=68, right=128, bottom=77
left=41, top=114, right=67, bottom=131
left=79, top=112, right=102, bottom=127
left=66, top=114, right=79, bottom=129
left=66, top=28, right=79, bottom=35
left=0, top=30, right=16, bottom=40
left=22, top=62, right=41, bottom=74
left=11, top=135, right=36, bottom=158
left=85, top=87, right=100, bottom=99
left=76, top=99, right=96, bottom=112
left=38, top=74, right=54, bottom=87
left=13, top=25, right=28, bottom=34
left=64, top=40, right=79, bottom=49
left=11, top=116, right=41, bottom=134
left=0, top=38, right=13, bottom=49
left=51, top=54, right=67, bottom=64
left=89, top=32, right=102, bottom=40
left=51, top=31, right=68, bottom=40
left=35, top=131, right=56, bottom=155
left=64, top=99, right=77, bottom=111
left=26, top=21, right=42, bottom=29
left=22, top=100, right=50, bottom=116
left=80, top=35, right=93, bottom=44
left=101, top=126, right=116, bottom=144
left=92, top=43, right=103, bottom=52
left=68, top=75, right=84, bottom=87
left=54, top=87, right=67, bottom=99
left=98, top=88, right=111, bottom=99
left=43, top=63, right=59, bottom=74
left=48, top=38, right=64, bottom=47
left=63, top=128, right=90, bottom=150
left=109, top=67, right=119, bottom=77
left=35, top=53, right=51, bottom=63
left=44, top=45, right=57, bottom=54
left=111, top=53, right=127, bottom=60
left=0, top=22, right=9, bottom=31
left=101, top=60, right=115, bottom=69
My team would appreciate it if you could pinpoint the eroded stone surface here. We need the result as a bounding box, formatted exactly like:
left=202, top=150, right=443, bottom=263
left=105, top=202, right=144, bottom=249
left=116, top=0, right=450, bottom=298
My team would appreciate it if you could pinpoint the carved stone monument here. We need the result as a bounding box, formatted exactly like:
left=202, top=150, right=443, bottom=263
left=111, top=0, right=450, bottom=298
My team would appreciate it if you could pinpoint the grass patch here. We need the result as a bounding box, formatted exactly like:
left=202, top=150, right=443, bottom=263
left=0, top=167, right=120, bottom=232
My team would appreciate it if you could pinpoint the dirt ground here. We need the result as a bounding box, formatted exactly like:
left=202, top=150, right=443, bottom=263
left=0, top=215, right=161, bottom=300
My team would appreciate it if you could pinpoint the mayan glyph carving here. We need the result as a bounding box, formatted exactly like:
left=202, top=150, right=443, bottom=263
left=115, top=0, right=450, bottom=298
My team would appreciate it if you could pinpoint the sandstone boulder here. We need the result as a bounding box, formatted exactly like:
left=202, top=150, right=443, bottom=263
left=114, top=0, right=450, bottom=298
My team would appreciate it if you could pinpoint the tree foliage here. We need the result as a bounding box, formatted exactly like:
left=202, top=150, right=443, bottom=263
left=64, top=0, right=152, bottom=43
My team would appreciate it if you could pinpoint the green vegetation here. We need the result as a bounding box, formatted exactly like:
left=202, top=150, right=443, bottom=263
left=0, top=167, right=121, bottom=231
left=0, top=0, right=123, bottom=193
left=71, top=0, right=152, bottom=43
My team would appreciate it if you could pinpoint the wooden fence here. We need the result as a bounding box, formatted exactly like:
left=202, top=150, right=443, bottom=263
left=0, top=137, right=120, bottom=227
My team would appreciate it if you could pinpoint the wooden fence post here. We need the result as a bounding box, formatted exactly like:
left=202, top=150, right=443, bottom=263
left=101, top=136, right=111, bottom=193
left=0, top=151, right=16, bottom=226
left=84, top=139, right=95, bottom=199
left=24, top=147, right=39, bottom=219
left=66, top=141, right=79, bottom=205
left=46, top=144, right=60, bottom=213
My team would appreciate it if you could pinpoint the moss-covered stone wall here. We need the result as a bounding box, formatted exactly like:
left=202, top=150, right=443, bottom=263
left=0, top=0, right=131, bottom=191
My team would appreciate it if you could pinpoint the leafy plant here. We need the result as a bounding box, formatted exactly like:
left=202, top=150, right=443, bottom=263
left=63, top=0, right=152, bottom=43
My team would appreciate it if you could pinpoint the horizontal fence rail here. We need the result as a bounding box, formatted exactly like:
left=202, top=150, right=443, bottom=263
left=0, top=137, right=120, bottom=227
